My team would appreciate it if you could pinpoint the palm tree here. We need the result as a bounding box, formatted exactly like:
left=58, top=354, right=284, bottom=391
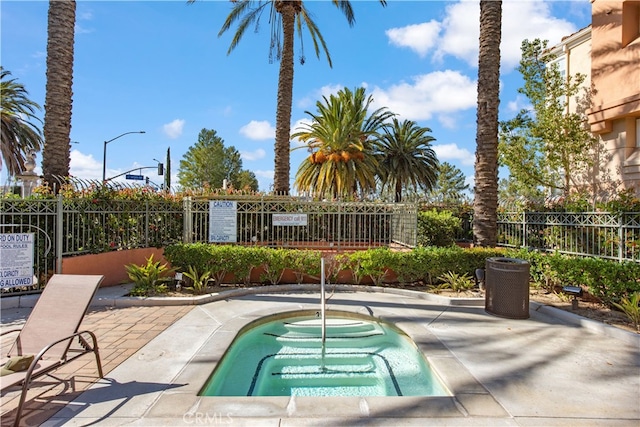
left=210, top=0, right=387, bottom=195
left=376, top=118, right=439, bottom=203
left=473, top=0, right=502, bottom=247
left=293, top=87, right=393, bottom=199
left=0, top=67, right=44, bottom=177
left=42, top=0, right=76, bottom=192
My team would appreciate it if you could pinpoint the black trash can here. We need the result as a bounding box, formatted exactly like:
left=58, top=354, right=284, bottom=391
left=485, top=257, right=530, bottom=319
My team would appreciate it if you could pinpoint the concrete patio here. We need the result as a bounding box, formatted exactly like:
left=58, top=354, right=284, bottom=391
left=1, top=285, right=639, bottom=426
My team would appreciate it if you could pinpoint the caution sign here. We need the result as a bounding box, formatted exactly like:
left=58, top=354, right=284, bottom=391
left=209, top=201, right=237, bottom=243
left=0, top=233, right=35, bottom=289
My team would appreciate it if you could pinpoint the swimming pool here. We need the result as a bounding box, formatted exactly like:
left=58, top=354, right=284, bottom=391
left=200, top=310, right=450, bottom=397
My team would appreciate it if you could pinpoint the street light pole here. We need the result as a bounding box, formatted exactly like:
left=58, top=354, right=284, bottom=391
left=102, top=131, right=145, bottom=182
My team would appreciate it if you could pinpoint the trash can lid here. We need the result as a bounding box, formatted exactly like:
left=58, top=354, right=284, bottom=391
left=487, top=257, right=529, bottom=264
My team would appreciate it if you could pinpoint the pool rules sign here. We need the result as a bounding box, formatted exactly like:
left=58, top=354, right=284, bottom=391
left=209, top=201, right=237, bottom=243
left=0, top=233, right=35, bottom=289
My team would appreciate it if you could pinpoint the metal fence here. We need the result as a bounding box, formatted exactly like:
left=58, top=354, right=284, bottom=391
left=497, top=211, right=640, bottom=262
left=183, top=197, right=416, bottom=249
left=1, top=196, right=416, bottom=293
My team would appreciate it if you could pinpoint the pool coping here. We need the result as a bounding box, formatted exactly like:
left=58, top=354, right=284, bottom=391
left=38, top=285, right=640, bottom=425
left=47, top=289, right=511, bottom=424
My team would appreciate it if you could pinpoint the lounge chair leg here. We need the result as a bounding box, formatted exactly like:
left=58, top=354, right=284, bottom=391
left=13, top=375, right=32, bottom=427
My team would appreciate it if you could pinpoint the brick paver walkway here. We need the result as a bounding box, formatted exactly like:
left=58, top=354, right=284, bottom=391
left=1, top=305, right=193, bottom=427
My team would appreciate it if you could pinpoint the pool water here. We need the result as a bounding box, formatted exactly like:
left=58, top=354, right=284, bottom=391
left=199, top=310, right=450, bottom=397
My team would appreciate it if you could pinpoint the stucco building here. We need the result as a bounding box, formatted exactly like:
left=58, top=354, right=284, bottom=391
left=587, top=0, right=640, bottom=196
left=548, top=1, right=639, bottom=198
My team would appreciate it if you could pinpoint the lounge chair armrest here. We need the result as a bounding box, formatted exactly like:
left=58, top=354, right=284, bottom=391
left=11, top=330, right=100, bottom=378
left=30, top=330, right=99, bottom=363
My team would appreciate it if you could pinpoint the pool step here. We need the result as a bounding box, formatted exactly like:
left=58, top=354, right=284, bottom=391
left=276, top=319, right=386, bottom=346
left=253, top=352, right=396, bottom=396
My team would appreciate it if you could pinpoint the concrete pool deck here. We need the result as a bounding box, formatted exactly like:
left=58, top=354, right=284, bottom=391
left=1, top=285, right=639, bottom=426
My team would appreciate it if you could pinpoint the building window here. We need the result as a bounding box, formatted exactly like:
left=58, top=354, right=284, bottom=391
left=636, top=118, right=640, bottom=148
left=622, top=1, right=640, bottom=46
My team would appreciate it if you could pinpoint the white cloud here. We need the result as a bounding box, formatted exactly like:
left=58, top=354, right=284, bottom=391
left=386, top=21, right=442, bottom=58
left=254, top=169, right=274, bottom=192
left=240, top=148, right=266, bottom=161
left=388, top=0, right=578, bottom=70
left=70, top=149, right=102, bottom=180
left=163, top=119, right=185, bottom=139
left=437, top=114, right=458, bottom=130
left=298, top=84, right=344, bottom=110
left=75, top=25, right=93, bottom=35
left=75, top=9, right=94, bottom=34
left=239, top=120, right=275, bottom=140
left=506, top=95, right=531, bottom=114
left=432, top=143, right=475, bottom=166
left=369, top=70, right=477, bottom=121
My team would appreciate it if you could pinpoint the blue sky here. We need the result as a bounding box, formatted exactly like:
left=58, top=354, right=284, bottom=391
left=1, top=0, right=591, bottom=192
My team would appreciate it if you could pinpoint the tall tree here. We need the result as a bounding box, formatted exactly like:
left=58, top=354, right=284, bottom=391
left=236, top=170, right=259, bottom=191
left=473, top=0, right=502, bottom=247
left=42, top=0, right=76, bottom=192
left=376, top=118, right=439, bottom=203
left=0, top=67, right=44, bottom=177
left=499, top=39, right=596, bottom=198
left=293, top=87, right=393, bottom=199
left=178, top=128, right=255, bottom=190
left=429, top=162, right=470, bottom=204
left=209, top=0, right=387, bottom=194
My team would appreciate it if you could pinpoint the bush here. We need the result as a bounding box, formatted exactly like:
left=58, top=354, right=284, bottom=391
left=417, top=210, right=462, bottom=247
left=126, top=254, right=173, bottom=296
left=162, top=243, right=638, bottom=309
left=260, top=248, right=288, bottom=285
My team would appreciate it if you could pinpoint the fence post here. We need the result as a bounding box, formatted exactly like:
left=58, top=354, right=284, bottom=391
left=337, top=202, right=342, bottom=251
left=619, top=213, right=624, bottom=262
left=261, top=195, right=265, bottom=245
left=183, top=197, right=192, bottom=243
left=145, top=200, right=150, bottom=246
left=522, top=211, right=527, bottom=248
left=56, top=194, right=63, bottom=273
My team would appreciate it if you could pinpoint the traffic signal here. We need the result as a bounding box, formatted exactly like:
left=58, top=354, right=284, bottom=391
left=158, top=163, right=164, bottom=175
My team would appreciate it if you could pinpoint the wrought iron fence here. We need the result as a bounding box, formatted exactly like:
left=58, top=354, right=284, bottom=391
left=497, top=211, right=640, bottom=262
left=1, top=195, right=416, bottom=294
left=183, top=197, right=416, bottom=249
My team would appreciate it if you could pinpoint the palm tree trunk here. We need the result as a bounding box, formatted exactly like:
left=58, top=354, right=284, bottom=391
left=273, top=3, right=296, bottom=195
left=42, top=0, right=76, bottom=193
left=395, top=179, right=403, bottom=203
left=473, top=0, right=501, bottom=247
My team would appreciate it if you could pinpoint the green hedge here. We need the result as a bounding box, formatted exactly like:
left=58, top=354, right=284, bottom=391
left=417, top=210, right=462, bottom=247
left=163, top=244, right=639, bottom=307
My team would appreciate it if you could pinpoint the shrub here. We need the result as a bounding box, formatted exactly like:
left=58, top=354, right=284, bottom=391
left=417, top=210, right=462, bottom=247
left=260, top=248, right=288, bottom=285
left=356, top=247, right=394, bottom=286
left=126, top=254, right=173, bottom=296
left=612, top=292, right=640, bottom=332
left=164, top=243, right=212, bottom=274
left=183, top=265, right=212, bottom=294
left=436, top=271, right=475, bottom=292
left=286, top=249, right=322, bottom=284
